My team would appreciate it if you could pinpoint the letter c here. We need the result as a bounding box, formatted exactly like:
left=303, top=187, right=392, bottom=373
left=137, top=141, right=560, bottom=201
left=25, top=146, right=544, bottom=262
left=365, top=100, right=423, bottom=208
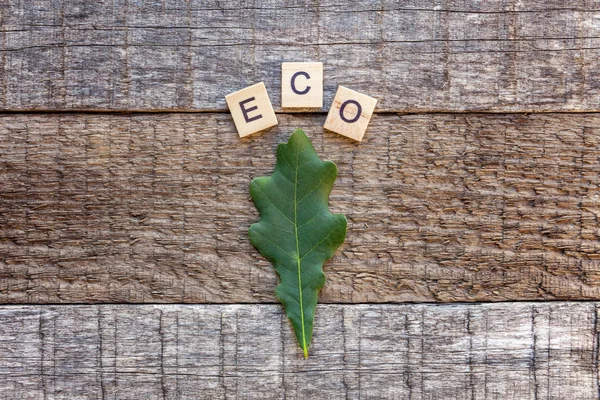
left=291, top=71, right=311, bottom=95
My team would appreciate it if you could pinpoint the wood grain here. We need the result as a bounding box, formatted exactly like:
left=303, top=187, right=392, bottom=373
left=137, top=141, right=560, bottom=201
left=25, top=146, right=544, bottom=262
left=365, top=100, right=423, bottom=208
left=2, top=113, right=600, bottom=303
left=3, top=0, right=600, bottom=112
left=0, top=302, right=597, bottom=399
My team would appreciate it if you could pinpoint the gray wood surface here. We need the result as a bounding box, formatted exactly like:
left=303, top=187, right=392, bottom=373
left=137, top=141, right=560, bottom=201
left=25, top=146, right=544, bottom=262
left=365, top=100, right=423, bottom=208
left=3, top=0, right=600, bottom=112
left=0, top=302, right=597, bottom=399
left=2, top=112, right=600, bottom=304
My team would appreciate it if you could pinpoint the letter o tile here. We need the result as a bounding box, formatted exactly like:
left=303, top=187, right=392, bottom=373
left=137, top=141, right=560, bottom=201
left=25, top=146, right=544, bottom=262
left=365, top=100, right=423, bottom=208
left=323, top=86, right=377, bottom=142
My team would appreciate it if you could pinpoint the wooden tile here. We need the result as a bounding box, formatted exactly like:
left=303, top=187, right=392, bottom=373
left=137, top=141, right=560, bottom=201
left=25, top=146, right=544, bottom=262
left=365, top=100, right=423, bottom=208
left=281, top=62, right=323, bottom=108
left=225, top=82, right=278, bottom=138
left=323, top=86, right=378, bottom=142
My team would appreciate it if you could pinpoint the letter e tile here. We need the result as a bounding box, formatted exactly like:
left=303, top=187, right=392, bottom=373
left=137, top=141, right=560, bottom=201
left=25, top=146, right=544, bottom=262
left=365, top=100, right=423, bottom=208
left=225, top=82, right=278, bottom=138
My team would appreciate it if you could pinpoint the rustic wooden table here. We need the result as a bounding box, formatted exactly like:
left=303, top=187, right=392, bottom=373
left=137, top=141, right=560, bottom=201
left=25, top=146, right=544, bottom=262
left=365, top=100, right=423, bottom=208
left=2, top=1, right=600, bottom=399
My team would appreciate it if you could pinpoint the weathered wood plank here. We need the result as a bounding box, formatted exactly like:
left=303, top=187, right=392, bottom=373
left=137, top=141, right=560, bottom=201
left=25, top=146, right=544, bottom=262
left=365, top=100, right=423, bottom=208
left=2, top=113, right=600, bottom=303
left=0, top=303, right=597, bottom=399
left=3, top=0, right=600, bottom=112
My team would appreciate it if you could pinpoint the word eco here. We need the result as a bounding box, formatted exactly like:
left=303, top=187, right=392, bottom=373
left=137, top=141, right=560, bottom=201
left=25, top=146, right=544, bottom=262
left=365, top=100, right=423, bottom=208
left=225, top=62, right=377, bottom=142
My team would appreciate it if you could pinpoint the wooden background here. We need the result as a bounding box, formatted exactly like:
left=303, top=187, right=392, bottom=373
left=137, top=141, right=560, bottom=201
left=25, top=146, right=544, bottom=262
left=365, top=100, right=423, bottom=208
left=2, top=1, right=600, bottom=398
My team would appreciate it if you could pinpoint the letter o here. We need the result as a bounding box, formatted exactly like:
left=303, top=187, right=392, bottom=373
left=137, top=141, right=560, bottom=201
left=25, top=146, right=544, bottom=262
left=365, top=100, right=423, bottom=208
left=339, top=100, right=362, bottom=124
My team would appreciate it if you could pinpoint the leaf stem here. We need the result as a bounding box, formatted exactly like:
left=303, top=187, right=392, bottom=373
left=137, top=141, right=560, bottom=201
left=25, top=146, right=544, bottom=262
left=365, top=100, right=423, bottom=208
left=294, top=140, right=308, bottom=359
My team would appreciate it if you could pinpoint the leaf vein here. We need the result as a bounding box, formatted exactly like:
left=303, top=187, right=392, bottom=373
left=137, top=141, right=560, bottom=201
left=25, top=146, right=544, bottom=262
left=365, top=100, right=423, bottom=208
left=264, top=221, right=294, bottom=234
left=297, top=164, right=335, bottom=205
left=297, top=213, right=320, bottom=229
left=256, top=185, right=294, bottom=225
left=251, top=229, right=296, bottom=261
left=299, top=274, right=324, bottom=291
left=299, top=221, right=344, bottom=261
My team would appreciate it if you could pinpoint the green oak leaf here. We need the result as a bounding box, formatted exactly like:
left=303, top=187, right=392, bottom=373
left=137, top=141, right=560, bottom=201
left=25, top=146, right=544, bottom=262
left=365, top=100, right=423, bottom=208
left=249, top=128, right=347, bottom=358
